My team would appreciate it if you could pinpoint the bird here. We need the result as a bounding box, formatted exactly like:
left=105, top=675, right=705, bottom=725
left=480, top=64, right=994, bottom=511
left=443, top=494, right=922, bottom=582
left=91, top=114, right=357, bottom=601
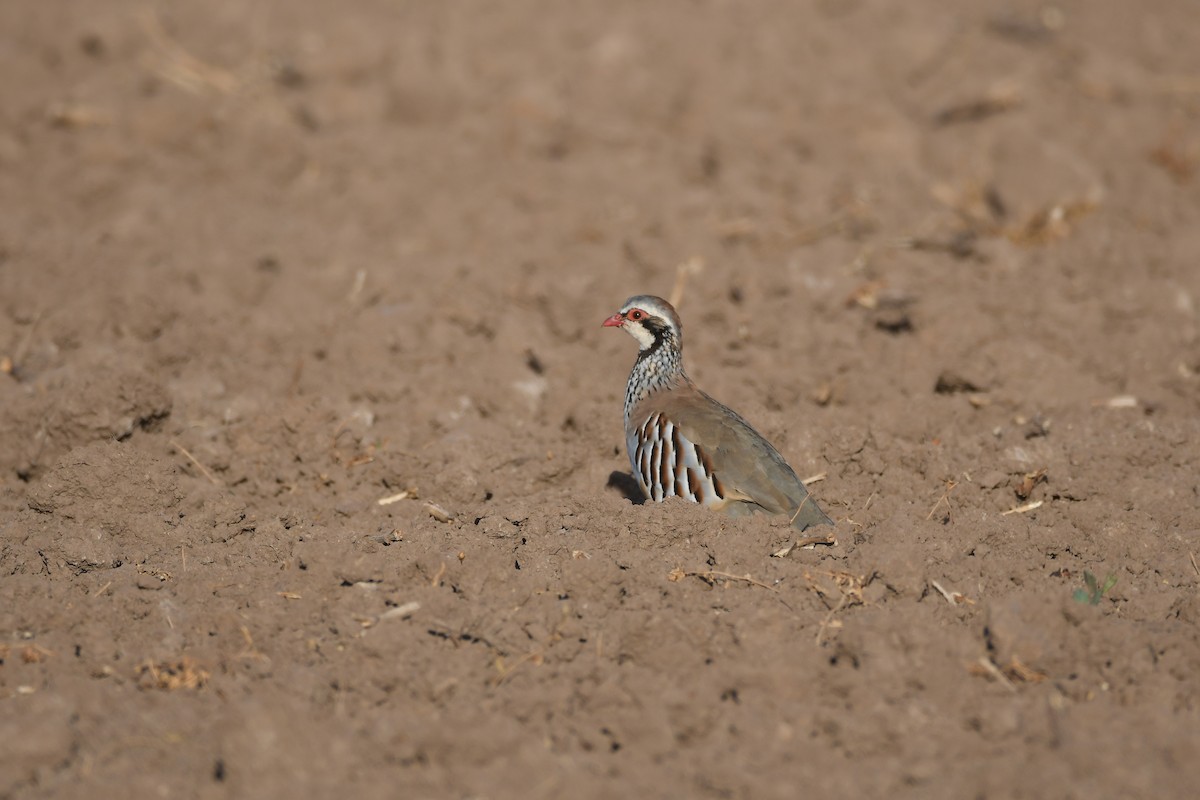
left=603, top=294, right=833, bottom=531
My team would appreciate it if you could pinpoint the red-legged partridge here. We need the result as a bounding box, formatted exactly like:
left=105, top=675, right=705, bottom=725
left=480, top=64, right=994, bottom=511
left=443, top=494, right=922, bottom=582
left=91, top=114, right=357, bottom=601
left=603, top=295, right=832, bottom=531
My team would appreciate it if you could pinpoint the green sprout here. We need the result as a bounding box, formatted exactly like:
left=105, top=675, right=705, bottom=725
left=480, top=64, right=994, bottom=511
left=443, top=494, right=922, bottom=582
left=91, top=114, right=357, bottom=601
left=1072, top=571, right=1117, bottom=605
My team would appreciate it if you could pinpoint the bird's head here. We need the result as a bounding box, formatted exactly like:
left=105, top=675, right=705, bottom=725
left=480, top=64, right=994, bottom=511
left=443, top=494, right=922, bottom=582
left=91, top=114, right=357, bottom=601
left=602, top=295, right=682, bottom=353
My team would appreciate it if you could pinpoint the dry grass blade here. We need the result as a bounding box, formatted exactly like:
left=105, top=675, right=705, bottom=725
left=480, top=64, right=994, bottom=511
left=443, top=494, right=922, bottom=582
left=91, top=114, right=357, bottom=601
left=491, top=650, right=545, bottom=687
left=675, top=569, right=776, bottom=592
left=970, top=657, right=1018, bottom=692
left=668, top=256, right=704, bottom=308
left=140, top=9, right=240, bottom=94
left=6, top=309, right=45, bottom=380
left=927, top=479, right=959, bottom=521
left=804, top=569, right=868, bottom=605
left=380, top=601, right=421, bottom=621
left=789, top=494, right=825, bottom=527
left=1006, top=656, right=1047, bottom=683
left=169, top=439, right=222, bottom=486
left=1095, top=395, right=1139, bottom=409
left=933, top=84, right=1022, bottom=126
left=1002, top=500, right=1043, bottom=516
left=804, top=568, right=871, bottom=645
left=377, top=488, right=416, bottom=506
left=237, top=626, right=268, bottom=663
left=1005, top=199, right=1098, bottom=246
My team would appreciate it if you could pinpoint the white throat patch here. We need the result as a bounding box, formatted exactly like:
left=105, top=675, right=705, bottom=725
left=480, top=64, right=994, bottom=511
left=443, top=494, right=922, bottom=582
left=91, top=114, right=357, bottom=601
left=623, top=321, right=657, bottom=351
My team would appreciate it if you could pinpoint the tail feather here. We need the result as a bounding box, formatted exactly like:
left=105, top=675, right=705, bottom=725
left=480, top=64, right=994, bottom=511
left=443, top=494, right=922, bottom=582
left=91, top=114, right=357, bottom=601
left=789, top=493, right=834, bottom=531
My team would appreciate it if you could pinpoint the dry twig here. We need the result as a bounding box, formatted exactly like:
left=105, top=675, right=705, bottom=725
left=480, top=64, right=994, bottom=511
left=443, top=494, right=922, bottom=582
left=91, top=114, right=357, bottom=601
left=169, top=439, right=221, bottom=486
left=670, top=569, right=776, bottom=592
left=927, top=479, right=959, bottom=521
left=803, top=569, right=870, bottom=645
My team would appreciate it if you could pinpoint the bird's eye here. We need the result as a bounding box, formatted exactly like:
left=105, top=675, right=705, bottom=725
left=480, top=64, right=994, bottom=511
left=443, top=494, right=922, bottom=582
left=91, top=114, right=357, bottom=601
left=629, top=310, right=643, bottom=321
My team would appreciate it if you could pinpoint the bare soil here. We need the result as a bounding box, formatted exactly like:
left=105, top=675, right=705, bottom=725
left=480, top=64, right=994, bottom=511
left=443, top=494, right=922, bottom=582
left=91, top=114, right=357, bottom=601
left=2, top=1, right=1200, bottom=797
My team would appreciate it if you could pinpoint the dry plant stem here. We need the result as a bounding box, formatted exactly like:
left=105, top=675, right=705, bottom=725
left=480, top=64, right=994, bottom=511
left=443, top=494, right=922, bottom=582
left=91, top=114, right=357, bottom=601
left=805, top=569, right=868, bottom=644
left=491, top=651, right=543, bottom=686
left=140, top=9, right=239, bottom=94
left=797, top=534, right=837, bottom=548
left=238, top=626, right=267, bottom=663
left=933, top=87, right=1022, bottom=126
left=377, top=489, right=413, bottom=506
left=927, top=480, right=959, bottom=520
left=1007, top=656, right=1047, bottom=683
left=930, top=580, right=972, bottom=605
left=667, top=257, right=703, bottom=308
left=1002, top=500, right=1043, bottom=516
left=789, top=494, right=819, bottom=526
left=930, top=580, right=957, bottom=604
left=774, top=533, right=839, bottom=557
left=686, top=570, right=775, bottom=592
left=379, top=601, right=420, bottom=621
left=678, top=569, right=794, bottom=611
left=169, top=439, right=222, bottom=485
left=977, top=657, right=1018, bottom=692
left=815, top=595, right=848, bottom=646
left=11, top=309, right=44, bottom=375
left=347, top=269, right=367, bottom=303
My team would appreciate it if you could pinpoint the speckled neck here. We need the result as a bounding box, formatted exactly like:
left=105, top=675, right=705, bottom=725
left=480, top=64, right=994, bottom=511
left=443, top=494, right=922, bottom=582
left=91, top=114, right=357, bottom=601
left=623, top=330, right=686, bottom=424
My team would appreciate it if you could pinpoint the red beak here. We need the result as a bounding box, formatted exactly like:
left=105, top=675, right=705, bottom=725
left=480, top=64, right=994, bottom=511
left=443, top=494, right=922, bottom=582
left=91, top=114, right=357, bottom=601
left=601, top=313, right=624, bottom=328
